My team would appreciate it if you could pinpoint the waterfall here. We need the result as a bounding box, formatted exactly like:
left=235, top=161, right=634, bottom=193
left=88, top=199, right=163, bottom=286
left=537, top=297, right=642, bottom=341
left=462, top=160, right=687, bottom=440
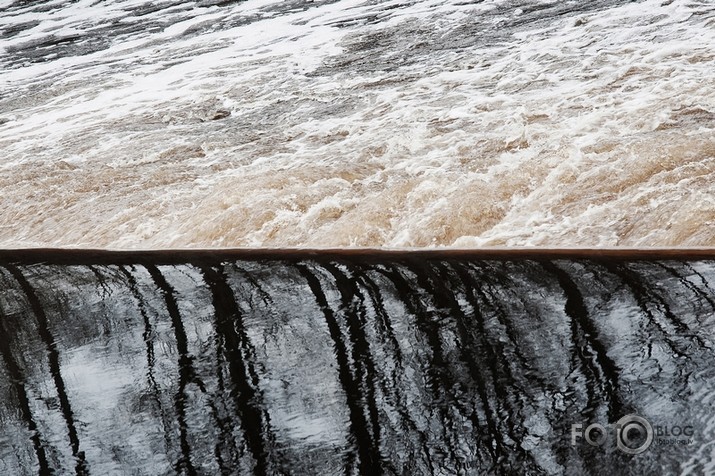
left=1, top=252, right=713, bottom=474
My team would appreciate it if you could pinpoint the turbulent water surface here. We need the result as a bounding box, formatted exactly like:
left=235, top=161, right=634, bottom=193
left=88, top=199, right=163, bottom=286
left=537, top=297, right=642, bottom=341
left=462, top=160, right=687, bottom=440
left=0, top=252, right=714, bottom=474
left=1, top=0, right=714, bottom=248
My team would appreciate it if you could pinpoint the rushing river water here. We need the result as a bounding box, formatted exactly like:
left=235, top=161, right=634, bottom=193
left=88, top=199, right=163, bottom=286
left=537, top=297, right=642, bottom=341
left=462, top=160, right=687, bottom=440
left=0, top=251, right=714, bottom=474
left=1, top=0, right=714, bottom=248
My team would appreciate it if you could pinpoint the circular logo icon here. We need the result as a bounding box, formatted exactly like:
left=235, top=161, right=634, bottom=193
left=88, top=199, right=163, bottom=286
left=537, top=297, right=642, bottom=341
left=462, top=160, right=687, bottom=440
left=616, top=414, right=653, bottom=455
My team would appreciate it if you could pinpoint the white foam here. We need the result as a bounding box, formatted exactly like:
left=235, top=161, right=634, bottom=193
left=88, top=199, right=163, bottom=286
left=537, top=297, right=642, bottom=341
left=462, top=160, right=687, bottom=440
left=1, top=0, right=714, bottom=248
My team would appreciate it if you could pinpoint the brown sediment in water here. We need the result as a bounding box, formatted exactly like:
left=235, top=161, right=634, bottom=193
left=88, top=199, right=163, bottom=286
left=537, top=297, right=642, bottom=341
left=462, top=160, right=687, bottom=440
left=1, top=0, right=713, bottom=249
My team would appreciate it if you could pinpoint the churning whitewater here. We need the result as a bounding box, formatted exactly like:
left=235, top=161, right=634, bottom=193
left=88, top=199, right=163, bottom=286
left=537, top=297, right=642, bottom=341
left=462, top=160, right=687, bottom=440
left=0, top=0, right=714, bottom=248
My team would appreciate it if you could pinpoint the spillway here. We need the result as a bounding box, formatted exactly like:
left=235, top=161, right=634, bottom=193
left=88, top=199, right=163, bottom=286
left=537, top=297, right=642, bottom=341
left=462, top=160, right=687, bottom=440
left=0, top=250, right=713, bottom=474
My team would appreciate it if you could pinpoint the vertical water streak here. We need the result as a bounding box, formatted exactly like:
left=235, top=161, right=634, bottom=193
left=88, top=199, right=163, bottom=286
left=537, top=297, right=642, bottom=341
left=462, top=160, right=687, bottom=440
left=117, top=266, right=173, bottom=456
left=445, top=261, right=539, bottom=469
left=463, top=262, right=542, bottom=385
left=144, top=264, right=241, bottom=475
left=145, top=264, right=200, bottom=476
left=426, top=260, right=541, bottom=469
left=602, top=262, right=696, bottom=358
left=541, top=262, right=623, bottom=422
left=372, top=263, right=479, bottom=471
left=653, top=263, right=715, bottom=336
left=200, top=264, right=274, bottom=476
left=206, top=304, right=243, bottom=476
left=351, top=268, right=403, bottom=364
left=321, top=263, right=384, bottom=472
left=296, top=263, right=380, bottom=475
left=348, top=265, right=434, bottom=473
left=649, top=262, right=715, bottom=394
left=0, top=287, right=53, bottom=475
left=4, top=264, right=89, bottom=476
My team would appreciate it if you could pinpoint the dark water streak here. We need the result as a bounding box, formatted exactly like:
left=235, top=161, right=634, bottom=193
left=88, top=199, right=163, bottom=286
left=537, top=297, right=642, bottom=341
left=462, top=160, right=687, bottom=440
left=0, top=302, right=52, bottom=476
left=201, top=264, right=275, bottom=476
left=118, top=266, right=175, bottom=461
left=5, top=265, right=89, bottom=476
left=542, top=262, right=624, bottom=422
left=0, top=254, right=714, bottom=475
left=146, top=264, right=201, bottom=476
left=297, top=263, right=380, bottom=475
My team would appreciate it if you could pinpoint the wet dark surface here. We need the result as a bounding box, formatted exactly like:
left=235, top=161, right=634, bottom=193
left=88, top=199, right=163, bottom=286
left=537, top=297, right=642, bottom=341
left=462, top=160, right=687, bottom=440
left=0, top=253, right=714, bottom=474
